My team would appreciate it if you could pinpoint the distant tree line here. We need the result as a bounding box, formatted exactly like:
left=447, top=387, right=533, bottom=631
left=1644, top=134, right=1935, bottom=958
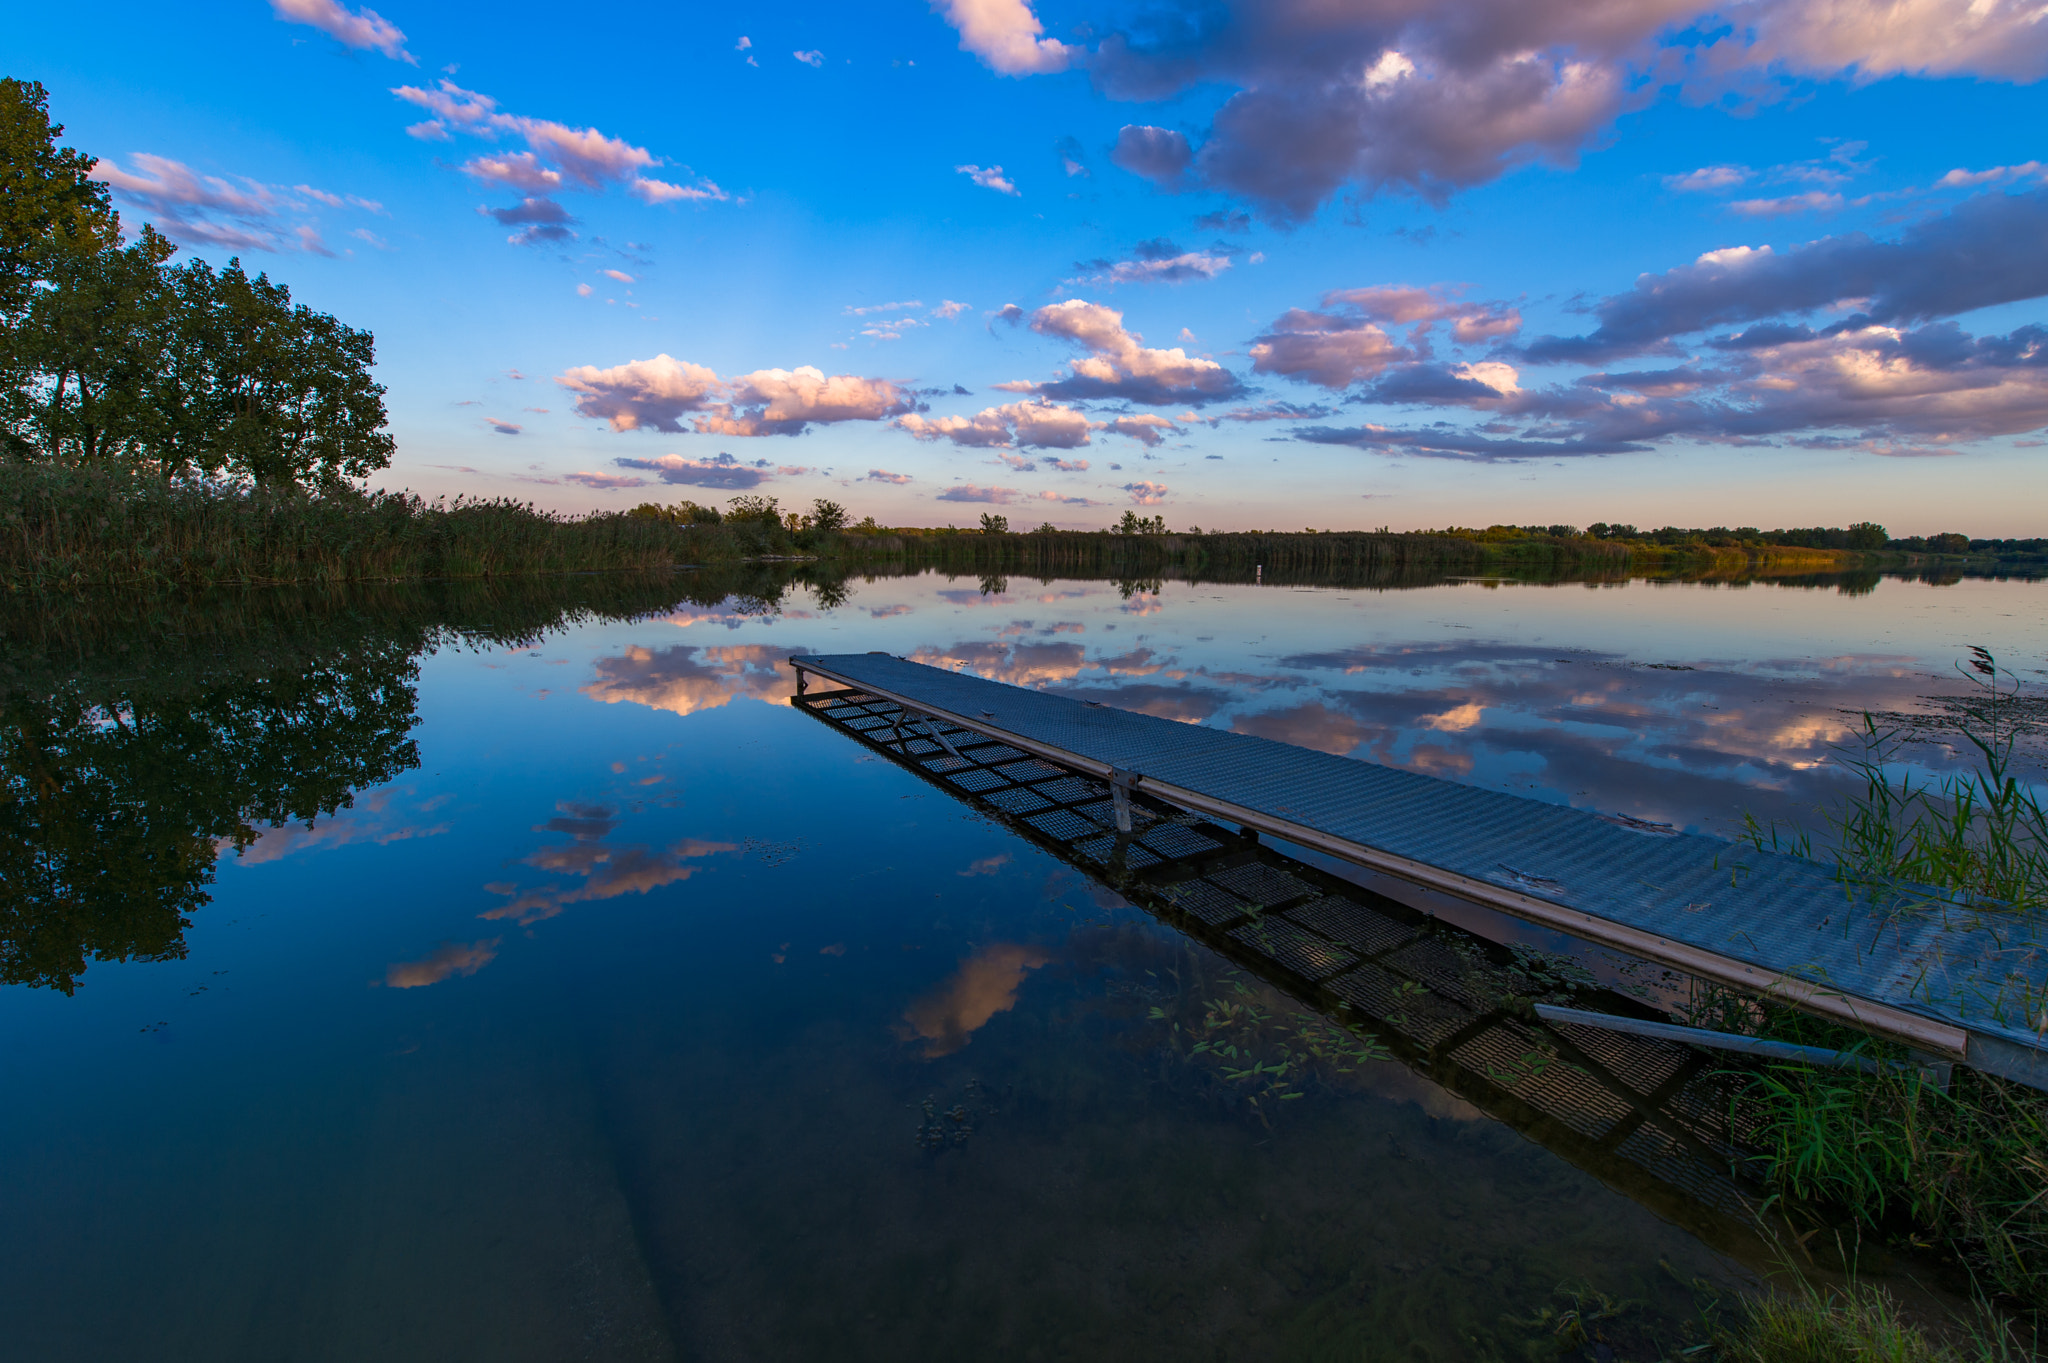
left=0, top=79, right=391, bottom=489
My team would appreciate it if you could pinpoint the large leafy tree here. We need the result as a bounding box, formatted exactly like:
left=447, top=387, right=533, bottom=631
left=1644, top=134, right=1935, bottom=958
left=0, top=78, right=394, bottom=488
left=0, top=78, right=119, bottom=308
left=170, top=258, right=395, bottom=487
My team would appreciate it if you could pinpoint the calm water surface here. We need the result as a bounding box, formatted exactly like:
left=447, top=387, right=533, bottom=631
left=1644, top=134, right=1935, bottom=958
left=3, top=569, right=2042, bottom=1360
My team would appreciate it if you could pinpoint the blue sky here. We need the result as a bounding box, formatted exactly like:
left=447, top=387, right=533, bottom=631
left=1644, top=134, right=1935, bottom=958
left=8, top=0, right=2048, bottom=532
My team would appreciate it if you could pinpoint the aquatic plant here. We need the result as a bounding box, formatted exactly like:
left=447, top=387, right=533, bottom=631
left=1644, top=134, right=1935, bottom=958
left=1146, top=971, right=1391, bottom=1126
left=1743, top=650, right=2047, bottom=921
left=1719, top=1278, right=2038, bottom=1363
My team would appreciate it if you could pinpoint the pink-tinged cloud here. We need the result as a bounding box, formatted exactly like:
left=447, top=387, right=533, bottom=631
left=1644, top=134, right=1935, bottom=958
left=557, top=354, right=722, bottom=432
left=1069, top=249, right=1232, bottom=287
left=462, top=151, right=563, bottom=193
left=934, top=0, right=1075, bottom=75
left=698, top=367, right=915, bottom=436
left=613, top=453, right=769, bottom=489
left=90, top=154, right=345, bottom=254
left=485, top=416, right=522, bottom=435
left=271, top=0, right=413, bottom=62
left=565, top=470, right=648, bottom=489
left=956, top=164, right=1020, bottom=195
left=1003, top=300, right=1242, bottom=406
left=866, top=468, right=914, bottom=483
left=794, top=49, right=825, bottom=66
left=1729, top=191, right=1846, bottom=217
left=384, top=939, right=499, bottom=988
left=932, top=299, right=972, bottom=318
left=899, top=399, right=1096, bottom=449
left=559, top=357, right=912, bottom=438
left=1935, top=161, right=2047, bottom=188
left=1108, top=414, right=1176, bottom=446
left=392, top=79, right=726, bottom=219
left=1123, top=480, right=1169, bottom=504
left=935, top=484, right=1020, bottom=503
left=631, top=176, right=730, bottom=203
left=1665, top=164, right=1751, bottom=192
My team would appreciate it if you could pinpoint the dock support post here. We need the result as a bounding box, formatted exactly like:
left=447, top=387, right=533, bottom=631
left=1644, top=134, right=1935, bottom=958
left=909, top=709, right=965, bottom=761
left=1109, top=769, right=1140, bottom=834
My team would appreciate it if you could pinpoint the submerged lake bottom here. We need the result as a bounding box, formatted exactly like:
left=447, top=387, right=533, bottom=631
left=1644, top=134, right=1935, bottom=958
left=2, top=563, right=2042, bottom=1359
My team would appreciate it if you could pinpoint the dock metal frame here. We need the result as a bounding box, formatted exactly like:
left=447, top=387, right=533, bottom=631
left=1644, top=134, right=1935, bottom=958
left=789, top=654, right=2048, bottom=1091
left=791, top=678, right=1787, bottom=1240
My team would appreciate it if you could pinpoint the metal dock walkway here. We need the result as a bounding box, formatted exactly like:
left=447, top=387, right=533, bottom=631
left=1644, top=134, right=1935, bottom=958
left=789, top=652, right=2048, bottom=1089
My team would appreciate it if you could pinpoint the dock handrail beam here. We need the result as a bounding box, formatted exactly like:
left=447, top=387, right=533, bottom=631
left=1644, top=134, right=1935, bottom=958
left=788, top=653, right=2048, bottom=1090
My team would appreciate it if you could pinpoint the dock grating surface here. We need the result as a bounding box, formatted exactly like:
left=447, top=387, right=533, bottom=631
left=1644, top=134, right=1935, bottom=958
left=792, top=653, right=2048, bottom=1084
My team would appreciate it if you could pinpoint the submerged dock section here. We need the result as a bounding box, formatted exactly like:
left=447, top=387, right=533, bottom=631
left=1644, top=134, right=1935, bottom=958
left=788, top=652, right=2048, bottom=1090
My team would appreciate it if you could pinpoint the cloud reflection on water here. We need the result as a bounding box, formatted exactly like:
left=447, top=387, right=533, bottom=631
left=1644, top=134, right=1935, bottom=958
left=898, top=943, right=1053, bottom=1057
left=383, top=938, right=500, bottom=989
left=581, top=642, right=804, bottom=718
left=908, top=631, right=1974, bottom=834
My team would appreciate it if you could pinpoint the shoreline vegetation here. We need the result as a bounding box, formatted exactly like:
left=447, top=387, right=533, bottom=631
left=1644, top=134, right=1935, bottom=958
left=7, top=464, right=2044, bottom=592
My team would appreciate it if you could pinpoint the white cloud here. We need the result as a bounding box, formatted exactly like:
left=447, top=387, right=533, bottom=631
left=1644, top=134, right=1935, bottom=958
left=1935, top=161, right=2047, bottom=188
left=956, top=163, right=1020, bottom=195
left=90, top=153, right=343, bottom=254
left=393, top=79, right=727, bottom=224
left=1728, top=191, right=1846, bottom=217
left=1003, top=299, right=1242, bottom=405
left=1068, top=250, right=1233, bottom=287
left=556, top=355, right=723, bottom=432
left=1108, top=414, right=1177, bottom=446
left=794, top=49, right=825, bottom=67
left=1665, top=164, right=1752, bottom=192
left=932, top=300, right=972, bottom=319
left=932, top=0, right=1075, bottom=75
left=898, top=399, right=1097, bottom=448
left=270, top=0, right=413, bottom=62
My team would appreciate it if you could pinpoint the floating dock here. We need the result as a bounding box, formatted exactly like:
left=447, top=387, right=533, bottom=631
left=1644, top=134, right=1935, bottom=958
left=789, top=653, right=2048, bottom=1090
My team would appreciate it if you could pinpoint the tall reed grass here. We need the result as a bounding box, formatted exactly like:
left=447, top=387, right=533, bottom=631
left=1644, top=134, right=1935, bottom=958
left=0, top=462, right=737, bottom=589
left=1725, top=652, right=2048, bottom=1312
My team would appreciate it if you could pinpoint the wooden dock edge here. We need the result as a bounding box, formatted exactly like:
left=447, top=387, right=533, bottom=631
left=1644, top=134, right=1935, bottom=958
left=789, top=656, right=1982, bottom=1065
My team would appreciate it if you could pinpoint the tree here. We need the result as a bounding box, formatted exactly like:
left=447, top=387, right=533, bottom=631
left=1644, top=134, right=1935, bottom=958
left=810, top=498, right=847, bottom=532
left=0, top=225, right=176, bottom=463
left=980, top=512, right=1008, bottom=535
left=0, top=84, right=394, bottom=489
left=726, top=494, right=781, bottom=525
left=165, top=258, right=393, bottom=487
left=0, top=79, right=120, bottom=310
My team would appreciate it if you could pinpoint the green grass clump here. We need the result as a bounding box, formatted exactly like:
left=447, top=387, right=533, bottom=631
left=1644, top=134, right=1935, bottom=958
left=1722, top=1281, right=2036, bottom=1363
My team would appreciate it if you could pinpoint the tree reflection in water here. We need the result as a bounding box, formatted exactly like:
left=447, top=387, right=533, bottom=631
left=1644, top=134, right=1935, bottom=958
left=0, top=564, right=832, bottom=994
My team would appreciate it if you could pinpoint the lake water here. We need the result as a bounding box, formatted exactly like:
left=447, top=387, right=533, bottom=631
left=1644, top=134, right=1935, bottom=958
left=3, top=566, right=2042, bottom=1360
